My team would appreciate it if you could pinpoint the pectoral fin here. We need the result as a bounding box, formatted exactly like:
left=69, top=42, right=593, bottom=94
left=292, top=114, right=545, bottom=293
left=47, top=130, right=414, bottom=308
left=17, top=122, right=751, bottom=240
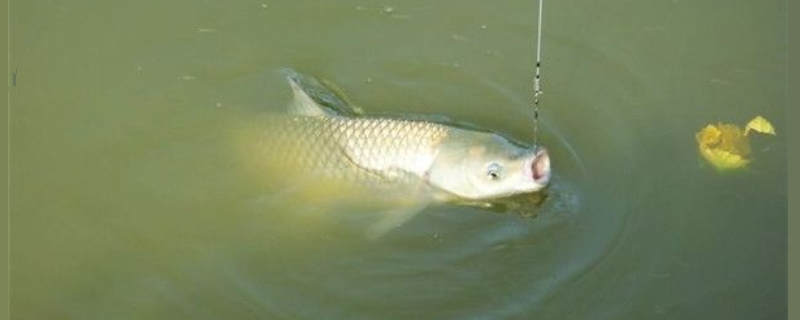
left=362, top=175, right=436, bottom=240
left=365, top=199, right=431, bottom=240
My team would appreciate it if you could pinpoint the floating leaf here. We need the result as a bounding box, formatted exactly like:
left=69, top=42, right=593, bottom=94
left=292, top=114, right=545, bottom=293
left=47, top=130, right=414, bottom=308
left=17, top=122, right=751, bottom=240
left=696, top=124, right=722, bottom=147
left=744, top=115, right=776, bottom=136
left=698, top=144, right=750, bottom=171
left=696, top=123, right=750, bottom=171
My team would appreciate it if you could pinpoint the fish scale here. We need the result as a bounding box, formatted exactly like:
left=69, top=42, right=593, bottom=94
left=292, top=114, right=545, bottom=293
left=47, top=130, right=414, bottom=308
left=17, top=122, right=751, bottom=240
left=244, top=114, right=449, bottom=188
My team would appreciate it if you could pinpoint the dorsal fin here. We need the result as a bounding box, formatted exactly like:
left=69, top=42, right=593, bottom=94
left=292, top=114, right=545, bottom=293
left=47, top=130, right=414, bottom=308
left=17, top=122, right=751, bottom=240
left=283, top=69, right=361, bottom=117
left=287, top=75, right=333, bottom=117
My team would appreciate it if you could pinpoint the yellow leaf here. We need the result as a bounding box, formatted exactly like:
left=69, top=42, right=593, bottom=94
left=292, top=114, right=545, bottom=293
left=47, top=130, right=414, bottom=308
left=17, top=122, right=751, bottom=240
left=696, top=123, right=751, bottom=171
left=744, top=116, right=776, bottom=136
left=696, top=125, right=722, bottom=147
left=698, top=146, right=750, bottom=171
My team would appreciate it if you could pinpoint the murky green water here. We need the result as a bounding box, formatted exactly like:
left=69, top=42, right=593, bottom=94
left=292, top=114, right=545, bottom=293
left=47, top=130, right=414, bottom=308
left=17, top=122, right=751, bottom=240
left=10, top=0, right=786, bottom=319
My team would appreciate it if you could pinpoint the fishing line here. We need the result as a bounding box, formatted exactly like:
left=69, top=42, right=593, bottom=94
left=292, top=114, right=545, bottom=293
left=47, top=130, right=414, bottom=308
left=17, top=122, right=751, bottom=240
left=532, top=0, right=544, bottom=148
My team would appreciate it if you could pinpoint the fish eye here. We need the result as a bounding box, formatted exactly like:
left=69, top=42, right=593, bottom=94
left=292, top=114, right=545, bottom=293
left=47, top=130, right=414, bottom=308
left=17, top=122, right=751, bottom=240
left=486, top=163, right=503, bottom=180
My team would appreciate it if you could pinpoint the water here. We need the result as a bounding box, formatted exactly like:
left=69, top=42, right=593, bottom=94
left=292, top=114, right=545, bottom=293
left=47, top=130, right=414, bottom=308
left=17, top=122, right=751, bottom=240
left=9, top=0, right=787, bottom=319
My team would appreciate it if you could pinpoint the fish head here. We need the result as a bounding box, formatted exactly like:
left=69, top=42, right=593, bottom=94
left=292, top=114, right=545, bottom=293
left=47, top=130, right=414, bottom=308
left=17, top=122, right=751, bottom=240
left=427, top=132, right=551, bottom=200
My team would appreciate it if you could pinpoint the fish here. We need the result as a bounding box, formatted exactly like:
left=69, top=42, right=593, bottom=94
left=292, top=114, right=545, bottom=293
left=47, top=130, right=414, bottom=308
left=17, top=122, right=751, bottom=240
left=234, top=69, right=551, bottom=236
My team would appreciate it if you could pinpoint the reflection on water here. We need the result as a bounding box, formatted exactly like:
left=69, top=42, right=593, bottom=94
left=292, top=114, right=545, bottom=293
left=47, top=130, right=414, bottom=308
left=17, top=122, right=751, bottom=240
left=10, top=0, right=786, bottom=318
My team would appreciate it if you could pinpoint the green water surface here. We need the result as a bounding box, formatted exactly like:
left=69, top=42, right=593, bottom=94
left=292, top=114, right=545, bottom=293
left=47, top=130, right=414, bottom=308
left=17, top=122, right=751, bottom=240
left=9, top=0, right=787, bottom=319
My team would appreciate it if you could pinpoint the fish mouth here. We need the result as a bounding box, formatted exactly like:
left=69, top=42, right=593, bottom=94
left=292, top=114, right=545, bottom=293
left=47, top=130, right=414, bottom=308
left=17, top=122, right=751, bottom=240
left=530, top=148, right=551, bottom=184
